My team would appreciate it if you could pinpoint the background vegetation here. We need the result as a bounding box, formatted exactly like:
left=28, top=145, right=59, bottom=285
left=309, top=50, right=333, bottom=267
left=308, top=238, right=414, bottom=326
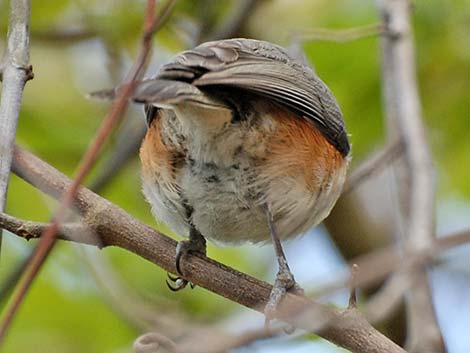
left=0, top=0, right=469, bottom=352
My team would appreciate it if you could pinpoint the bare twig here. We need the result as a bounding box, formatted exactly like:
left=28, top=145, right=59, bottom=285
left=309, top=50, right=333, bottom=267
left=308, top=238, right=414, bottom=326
left=4, top=206, right=469, bottom=308
left=134, top=332, right=185, bottom=353
left=377, top=1, right=445, bottom=351
left=77, top=246, right=178, bottom=332
left=290, top=23, right=384, bottom=43
left=203, top=0, right=261, bottom=41
left=89, top=120, right=146, bottom=192
left=89, top=0, right=260, bottom=193
left=178, top=325, right=280, bottom=353
left=348, top=264, right=359, bottom=309
left=0, top=0, right=177, bottom=343
left=362, top=232, right=470, bottom=327
left=364, top=273, right=409, bottom=324
left=315, top=230, right=470, bottom=304
left=33, top=28, right=97, bottom=43
left=8, top=146, right=407, bottom=353
left=0, top=0, right=32, bottom=249
left=0, top=212, right=97, bottom=246
left=342, top=139, right=404, bottom=195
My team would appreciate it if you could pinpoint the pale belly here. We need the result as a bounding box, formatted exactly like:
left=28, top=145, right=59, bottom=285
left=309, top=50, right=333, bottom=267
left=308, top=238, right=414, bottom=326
left=140, top=102, right=348, bottom=245
left=142, top=157, right=347, bottom=245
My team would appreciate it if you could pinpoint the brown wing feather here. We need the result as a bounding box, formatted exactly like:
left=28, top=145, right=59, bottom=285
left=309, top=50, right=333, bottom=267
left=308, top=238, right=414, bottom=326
left=154, top=38, right=350, bottom=156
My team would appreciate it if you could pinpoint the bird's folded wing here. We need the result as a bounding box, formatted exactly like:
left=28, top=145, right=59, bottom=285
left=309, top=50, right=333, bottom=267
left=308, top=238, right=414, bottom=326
left=155, top=39, right=350, bottom=156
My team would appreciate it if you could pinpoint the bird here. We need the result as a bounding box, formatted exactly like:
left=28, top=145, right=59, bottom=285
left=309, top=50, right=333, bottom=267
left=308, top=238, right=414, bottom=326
left=134, top=38, right=350, bottom=319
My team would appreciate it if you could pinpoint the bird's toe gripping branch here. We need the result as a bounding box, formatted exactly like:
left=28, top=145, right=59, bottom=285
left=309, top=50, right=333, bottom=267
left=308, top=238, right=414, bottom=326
left=166, top=227, right=207, bottom=292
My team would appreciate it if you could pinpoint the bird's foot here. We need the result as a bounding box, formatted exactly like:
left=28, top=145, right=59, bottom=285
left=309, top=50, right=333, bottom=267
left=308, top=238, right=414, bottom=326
left=166, top=273, right=194, bottom=291
left=264, top=267, right=304, bottom=331
left=166, top=231, right=206, bottom=292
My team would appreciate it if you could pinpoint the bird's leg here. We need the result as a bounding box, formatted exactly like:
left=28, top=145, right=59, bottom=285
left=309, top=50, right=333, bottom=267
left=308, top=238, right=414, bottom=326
left=263, top=203, right=304, bottom=323
left=166, top=226, right=206, bottom=291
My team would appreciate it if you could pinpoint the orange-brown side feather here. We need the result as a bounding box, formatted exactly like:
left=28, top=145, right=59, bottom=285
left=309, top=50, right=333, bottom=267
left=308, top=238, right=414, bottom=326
left=140, top=114, right=179, bottom=190
left=263, top=104, right=346, bottom=192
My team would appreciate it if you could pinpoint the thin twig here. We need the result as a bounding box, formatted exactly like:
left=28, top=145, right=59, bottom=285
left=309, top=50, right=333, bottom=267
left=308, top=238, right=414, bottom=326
left=89, top=121, right=146, bottom=192
left=348, top=264, right=359, bottom=309
left=0, top=0, right=32, bottom=250
left=314, top=229, right=470, bottom=305
left=134, top=332, right=186, bottom=353
left=33, top=28, right=97, bottom=43
left=290, top=23, right=384, bottom=43
left=202, top=0, right=261, bottom=41
left=179, top=325, right=280, bottom=353
left=89, top=0, right=259, bottom=193
left=377, top=1, right=445, bottom=352
left=9, top=145, right=407, bottom=353
left=342, top=139, right=404, bottom=195
left=364, top=272, right=409, bottom=324
left=77, top=246, right=175, bottom=332
left=0, top=0, right=177, bottom=344
left=0, top=212, right=97, bottom=246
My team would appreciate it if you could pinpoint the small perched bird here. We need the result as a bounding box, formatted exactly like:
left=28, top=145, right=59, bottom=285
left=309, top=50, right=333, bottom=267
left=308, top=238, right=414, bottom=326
left=135, top=38, right=350, bottom=318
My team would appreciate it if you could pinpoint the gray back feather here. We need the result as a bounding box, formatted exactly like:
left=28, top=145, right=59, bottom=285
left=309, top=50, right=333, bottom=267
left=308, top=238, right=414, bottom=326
left=152, top=38, right=350, bottom=156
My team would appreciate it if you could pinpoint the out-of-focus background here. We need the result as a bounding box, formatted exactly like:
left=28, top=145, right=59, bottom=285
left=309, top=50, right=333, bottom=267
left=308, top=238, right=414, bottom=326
left=0, top=0, right=469, bottom=352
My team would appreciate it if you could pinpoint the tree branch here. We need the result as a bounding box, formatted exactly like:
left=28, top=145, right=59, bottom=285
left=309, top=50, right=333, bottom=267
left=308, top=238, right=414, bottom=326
left=0, top=0, right=177, bottom=344
left=342, top=139, right=404, bottom=195
left=290, top=23, right=384, bottom=43
left=202, top=0, right=261, bottom=41
left=377, top=1, right=445, bottom=351
left=134, top=332, right=185, bottom=353
left=0, top=212, right=97, bottom=246
left=7, top=145, right=407, bottom=353
left=89, top=0, right=260, bottom=193
left=4, top=209, right=468, bottom=305
left=0, top=0, right=32, bottom=247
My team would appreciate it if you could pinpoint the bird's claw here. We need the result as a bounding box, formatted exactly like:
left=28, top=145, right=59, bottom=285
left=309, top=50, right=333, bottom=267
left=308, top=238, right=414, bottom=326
left=165, top=272, right=195, bottom=291
left=264, top=270, right=304, bottom=332
left=165, top=234, right=205, bottom=292
left=175, top=232, right=207, bottom=276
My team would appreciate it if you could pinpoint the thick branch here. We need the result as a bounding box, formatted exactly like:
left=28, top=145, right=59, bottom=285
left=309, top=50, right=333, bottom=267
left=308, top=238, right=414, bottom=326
left=377, top=1, right=445, bottom=352
left=0, top=0, right=32, bottom=241
left=4, top=210, right=469, bottom=300
left=9, top=146, right=406, bottom=353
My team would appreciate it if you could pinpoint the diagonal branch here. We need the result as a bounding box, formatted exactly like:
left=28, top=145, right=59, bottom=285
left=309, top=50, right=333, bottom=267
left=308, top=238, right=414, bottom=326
left=341, top=139, right=404, bottom=195
left=8, top=145, right=407, bottom=353
left=3, top=210, right=469, bottom=304
left=377, top=1, right=445, bottom=352
left=0, top=0, right=177, bottom=344
left=89, top=0, right=260, bottom=193
left=202, top=0, right=261, bottom=41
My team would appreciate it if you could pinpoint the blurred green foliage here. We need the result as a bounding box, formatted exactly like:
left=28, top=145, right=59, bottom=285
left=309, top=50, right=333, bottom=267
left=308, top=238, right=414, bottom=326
left=0, top=0, right=468, bottom=352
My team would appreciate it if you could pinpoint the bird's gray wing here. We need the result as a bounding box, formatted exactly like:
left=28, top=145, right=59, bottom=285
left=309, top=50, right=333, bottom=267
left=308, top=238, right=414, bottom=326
left=152, top=38, right=350, bottom=156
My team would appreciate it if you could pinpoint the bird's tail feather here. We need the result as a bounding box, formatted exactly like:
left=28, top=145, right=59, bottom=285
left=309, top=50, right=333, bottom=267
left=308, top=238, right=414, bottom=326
left=87, top=79, right=222, bottom=109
